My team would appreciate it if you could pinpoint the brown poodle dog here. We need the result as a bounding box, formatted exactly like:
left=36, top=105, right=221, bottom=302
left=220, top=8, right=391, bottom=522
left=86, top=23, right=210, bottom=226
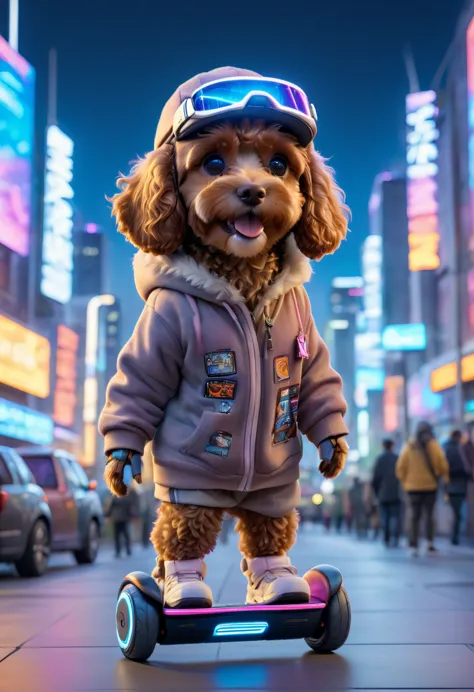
left=102, top=71, right=349, bottom=608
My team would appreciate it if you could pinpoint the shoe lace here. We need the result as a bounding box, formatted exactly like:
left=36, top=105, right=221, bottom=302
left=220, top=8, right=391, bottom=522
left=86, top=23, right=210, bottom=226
left=168, top=569, right=203, bottom=585
left=252, top=564, right=298, bottom=588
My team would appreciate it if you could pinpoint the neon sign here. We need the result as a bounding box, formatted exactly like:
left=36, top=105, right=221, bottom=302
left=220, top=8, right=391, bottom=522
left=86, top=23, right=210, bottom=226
left=41, top=125, right=75, bottom=304
left=54, top=325, right=79, bottom=429
left=0, top=397, right=53, bottom=445
left=0, top=36, right=35, bottom=256
left=384, top=376, right=403, bottom=433
left=382, top=323, right=427, bottom=351
left=406, top=91, right=439, bottom=272
left=362, top=235, right=382, bottom=319
left=0, top=315, right=50, bottom=398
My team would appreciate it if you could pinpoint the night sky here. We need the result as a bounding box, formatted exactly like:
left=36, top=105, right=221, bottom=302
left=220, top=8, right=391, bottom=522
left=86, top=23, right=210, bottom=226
left=0, top=0, right=465, bottom=341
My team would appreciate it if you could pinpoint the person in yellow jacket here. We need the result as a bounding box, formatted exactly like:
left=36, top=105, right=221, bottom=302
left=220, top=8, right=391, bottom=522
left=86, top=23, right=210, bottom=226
left=396, top=421, right=449, bottom=556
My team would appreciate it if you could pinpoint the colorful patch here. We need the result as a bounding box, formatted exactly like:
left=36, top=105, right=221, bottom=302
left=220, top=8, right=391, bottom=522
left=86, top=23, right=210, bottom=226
left=273, top=385, right=300, bottom=445
left=205, top=431, right=232, bottom=457
left=205, top=350, right=236, bottom=377
left=205, top=379, right=236, bottom=400
left=219, top=402, right=233, bottom=414
left=274, top=355, right=290, bottom=383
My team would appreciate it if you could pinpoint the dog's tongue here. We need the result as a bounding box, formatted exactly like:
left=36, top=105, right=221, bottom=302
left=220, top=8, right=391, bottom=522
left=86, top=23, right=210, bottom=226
left=233, top=214, right=264, bottom=238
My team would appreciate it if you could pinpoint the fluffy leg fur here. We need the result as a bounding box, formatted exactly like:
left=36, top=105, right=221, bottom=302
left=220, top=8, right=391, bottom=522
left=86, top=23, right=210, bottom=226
left=231, top=507, right=299, bottom=558
left=151, top=502, right=224, bottom=576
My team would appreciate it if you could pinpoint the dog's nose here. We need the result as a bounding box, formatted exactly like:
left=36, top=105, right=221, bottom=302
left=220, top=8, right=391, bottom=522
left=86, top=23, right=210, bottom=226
left=237, top=185, right=266, bottom=206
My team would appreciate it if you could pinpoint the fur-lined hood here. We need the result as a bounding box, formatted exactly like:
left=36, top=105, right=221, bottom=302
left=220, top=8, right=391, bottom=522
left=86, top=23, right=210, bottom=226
left=134, top=234, right=313, bottom=311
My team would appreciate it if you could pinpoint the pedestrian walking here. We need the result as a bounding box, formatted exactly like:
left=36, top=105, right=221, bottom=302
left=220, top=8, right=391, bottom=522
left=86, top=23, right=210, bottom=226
left=332, top=487, right=346, bottom=533
left=348, top=477, right=367, bottom=538
left=372, top=439, right=402, bottom=547
left=443, top=430, right=472, bottom=545
left=396, top=422, right=450, bottom=556
left=105, top=490, right=137, bottom=557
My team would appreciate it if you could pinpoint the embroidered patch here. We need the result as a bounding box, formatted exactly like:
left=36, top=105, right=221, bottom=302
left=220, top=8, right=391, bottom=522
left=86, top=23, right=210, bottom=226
left=274, top=355, right=290, bottom=383
left=205, top=431, right=232, bottom=457
left=205, top=350, right=236, bottom=377
left=205, top=379, right=236, bottom=400
left=219, top=401, right=233, bottom=414
left=273, top=385, right=300, bottom=444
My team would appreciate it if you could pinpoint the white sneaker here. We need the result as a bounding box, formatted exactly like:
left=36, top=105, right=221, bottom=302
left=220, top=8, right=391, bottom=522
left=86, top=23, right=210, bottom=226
left=241, top=555, right=310, bottom=605
left=160, top=559, right=213, bottom=608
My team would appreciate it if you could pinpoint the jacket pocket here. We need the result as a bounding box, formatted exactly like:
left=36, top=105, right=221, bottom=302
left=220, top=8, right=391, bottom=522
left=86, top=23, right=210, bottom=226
left=256, top=430, right=303, bottom=475
left=179, top=411, right=243, bottom=477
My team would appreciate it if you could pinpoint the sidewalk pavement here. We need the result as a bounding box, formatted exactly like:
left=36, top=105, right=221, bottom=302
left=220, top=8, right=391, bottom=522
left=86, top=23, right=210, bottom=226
left=0, top=525, right=473, bottom=691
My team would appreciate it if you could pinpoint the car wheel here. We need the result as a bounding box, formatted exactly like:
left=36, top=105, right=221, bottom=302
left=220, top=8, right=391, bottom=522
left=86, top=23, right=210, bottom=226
left=74, top=519, right=100, bottom=565
left=116, top=584, right=160, bottom=661
left=15, top=519, right=51, bottom=578
left=305, top=586, right=351, bottom=653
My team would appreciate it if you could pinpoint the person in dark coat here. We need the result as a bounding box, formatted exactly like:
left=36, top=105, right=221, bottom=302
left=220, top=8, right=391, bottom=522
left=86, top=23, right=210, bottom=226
left=372, top=439, right=402, bottom=547
left=443, top=430, right=472, bottom=545
left=105, top=489, right=138, bottom=557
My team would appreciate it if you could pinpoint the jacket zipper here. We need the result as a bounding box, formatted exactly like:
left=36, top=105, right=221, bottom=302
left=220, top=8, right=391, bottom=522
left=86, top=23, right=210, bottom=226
left=236, top=304, right=262, bottom=492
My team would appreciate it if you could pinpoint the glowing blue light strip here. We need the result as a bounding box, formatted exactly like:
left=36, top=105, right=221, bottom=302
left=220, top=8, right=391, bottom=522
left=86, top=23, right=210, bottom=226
left=116, top=591, right=134, bottom=649
left=213, top=621, right=269, bottom=637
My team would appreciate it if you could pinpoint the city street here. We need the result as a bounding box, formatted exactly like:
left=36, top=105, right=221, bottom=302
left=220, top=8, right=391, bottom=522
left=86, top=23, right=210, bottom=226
left=0, top=527, right=473, bottom=691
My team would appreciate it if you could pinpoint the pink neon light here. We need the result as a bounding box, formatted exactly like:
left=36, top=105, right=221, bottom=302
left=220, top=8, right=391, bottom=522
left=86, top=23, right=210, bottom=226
left=407, top=178, right=438, bottom=219
left=348, top=287, right=364, bottom=297
left=467, top=19, right=474, bottom=93
left=406, top=90, right=436, bottom=111
left=85, top=223, right=98, bottom=234
left=0, top=36, right=32, bottom=80
left=164, top=601, right=325, bottom=617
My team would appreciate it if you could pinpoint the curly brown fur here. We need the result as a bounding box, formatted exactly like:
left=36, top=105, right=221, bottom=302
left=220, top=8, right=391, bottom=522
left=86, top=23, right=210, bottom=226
left=183, top=231, right=284, bottom=310
left=151, top=502, right=224, bottom=575
left=109, top=144, right=187, bottom=255
left=319, top=437, right=349, bottom=479
left=104, top=459, right=128, bottom=497
left=230, top=508, right=299, bottom=558
left=104, top=457, right=142, bottom=497
left=294, top=151, right=349, bottom=260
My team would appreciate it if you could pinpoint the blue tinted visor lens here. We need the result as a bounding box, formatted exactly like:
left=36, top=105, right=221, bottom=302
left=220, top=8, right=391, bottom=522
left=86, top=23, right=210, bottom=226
left=192, top=79, right=311, bottom=116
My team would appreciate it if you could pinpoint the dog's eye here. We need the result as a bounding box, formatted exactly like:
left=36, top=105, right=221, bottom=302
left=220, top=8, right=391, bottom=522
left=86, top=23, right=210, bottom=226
left=268, top=156, right=288, bottom=177
left=203, top=155, right=225, bottom=176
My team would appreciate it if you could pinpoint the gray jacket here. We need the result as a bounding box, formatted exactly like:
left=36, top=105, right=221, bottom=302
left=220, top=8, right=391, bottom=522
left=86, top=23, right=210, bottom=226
left=99, top=236, right=348, bottom=505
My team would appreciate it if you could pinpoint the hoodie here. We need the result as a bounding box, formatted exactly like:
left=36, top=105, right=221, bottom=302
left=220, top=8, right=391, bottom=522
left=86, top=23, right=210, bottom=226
left=99, top=235, right=348, bottom=502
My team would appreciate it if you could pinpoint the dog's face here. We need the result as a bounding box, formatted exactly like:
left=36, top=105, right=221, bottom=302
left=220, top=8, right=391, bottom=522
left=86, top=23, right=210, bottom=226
left=110, top=120, right=348, bottom=260
left=177, top=123, right=305, bottom=258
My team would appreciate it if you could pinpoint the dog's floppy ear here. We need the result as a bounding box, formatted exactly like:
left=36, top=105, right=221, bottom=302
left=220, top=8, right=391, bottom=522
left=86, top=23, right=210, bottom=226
left=110, top=144, right=186, bottom=255
left=294, top=148, right=349, bottom=260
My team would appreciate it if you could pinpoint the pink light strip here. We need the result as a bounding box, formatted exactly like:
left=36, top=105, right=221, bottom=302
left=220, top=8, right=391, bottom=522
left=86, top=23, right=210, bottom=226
left=164, top=600, right=325, bottom=616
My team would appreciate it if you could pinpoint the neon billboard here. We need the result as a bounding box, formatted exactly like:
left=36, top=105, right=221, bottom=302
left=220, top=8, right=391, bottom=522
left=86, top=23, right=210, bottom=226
left=0, top=36, right=35, bottom=256
left=0, top=398, right=53, bottom=445
left=382, top=323, right=426, bottom=351
left=41, top=125, right=75, bottom=304
left=0, top=314, right=50, bottom=398
left=406, top=90, right=439, bottom=272
left=54, top=325, right=79, bottom=429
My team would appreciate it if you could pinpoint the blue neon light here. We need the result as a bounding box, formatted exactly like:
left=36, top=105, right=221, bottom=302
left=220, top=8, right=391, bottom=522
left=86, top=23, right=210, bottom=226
left=382, top=324, right=426, bottom=352
left=116, top=591, right=134, bottom=649
left=0, top=398, right=53, bottom=445
left=213, top=621, right=269, bottom=637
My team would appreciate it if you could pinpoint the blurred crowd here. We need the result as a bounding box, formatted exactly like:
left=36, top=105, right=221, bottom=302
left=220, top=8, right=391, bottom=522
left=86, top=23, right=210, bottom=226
left=311, top=423, right=474, bottom=555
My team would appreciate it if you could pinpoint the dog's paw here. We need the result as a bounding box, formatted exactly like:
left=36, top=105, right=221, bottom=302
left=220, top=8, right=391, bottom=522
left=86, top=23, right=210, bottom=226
left=318, top=437, right=349, bottom=480
left=104, top=458, right=128, bottom=497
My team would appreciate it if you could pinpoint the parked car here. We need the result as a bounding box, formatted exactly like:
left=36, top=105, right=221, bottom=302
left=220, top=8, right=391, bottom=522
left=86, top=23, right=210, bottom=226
left=17, top=447, right=104, bottom=565
left=0, top=446, right=52, bottom=577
